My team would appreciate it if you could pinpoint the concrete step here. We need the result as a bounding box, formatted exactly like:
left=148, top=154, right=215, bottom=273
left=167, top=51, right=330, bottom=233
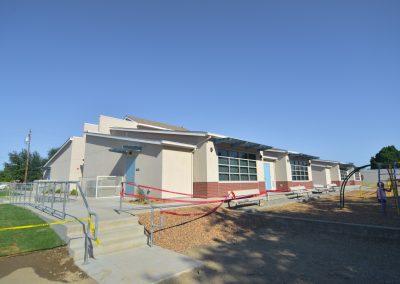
left=71, top=234, right=148, bottom=261
left=63, top=215, right=141, bottom=236
left=68, top=226, right=145, bottom=251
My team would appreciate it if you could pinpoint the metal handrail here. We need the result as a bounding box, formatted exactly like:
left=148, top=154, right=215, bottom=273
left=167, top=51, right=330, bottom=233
left=7, top=181, right=99, bottom=264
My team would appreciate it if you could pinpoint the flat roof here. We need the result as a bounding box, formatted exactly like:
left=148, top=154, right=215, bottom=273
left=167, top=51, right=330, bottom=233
left=213, top=137, right=272, bottom=151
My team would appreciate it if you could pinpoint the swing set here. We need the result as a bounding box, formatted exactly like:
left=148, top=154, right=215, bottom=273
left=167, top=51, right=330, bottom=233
left=339, top=163, right=400, bottom=216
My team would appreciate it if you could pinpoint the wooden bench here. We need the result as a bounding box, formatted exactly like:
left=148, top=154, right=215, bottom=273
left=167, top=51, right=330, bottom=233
left=227, top=189, right=264, bottom=208
left=287, top=186, right=312, bottom=199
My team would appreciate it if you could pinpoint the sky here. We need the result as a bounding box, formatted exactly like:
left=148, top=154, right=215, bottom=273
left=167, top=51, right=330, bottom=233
left=0, top=0, right=399, bottom=169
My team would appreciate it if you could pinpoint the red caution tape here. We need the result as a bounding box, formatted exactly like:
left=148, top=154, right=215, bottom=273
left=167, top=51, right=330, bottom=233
left=124, top=182, right=227, bottom=199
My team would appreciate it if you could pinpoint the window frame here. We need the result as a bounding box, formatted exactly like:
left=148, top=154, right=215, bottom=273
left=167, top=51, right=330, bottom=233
left=218, top=149, right=258, bottom=182
left=290, top=160, right=309, bottom=181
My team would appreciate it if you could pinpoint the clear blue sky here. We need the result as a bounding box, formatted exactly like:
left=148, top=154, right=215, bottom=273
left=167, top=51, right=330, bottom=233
left=0, top=0, right=399, bottom=169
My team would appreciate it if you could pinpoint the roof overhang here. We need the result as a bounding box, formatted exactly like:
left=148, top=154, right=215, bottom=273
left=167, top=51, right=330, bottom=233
left=311, top=159, right=339, bottom=168
left=86, top=132, right=197, bottom=150
left=339, top=162, right=355, bottom=169
left=213, top=137, right=272, bottom=151
left=288, top=152, right=319, bottom=160
left=109, top=145, right=143, bottom=154
left=43, top=138, right=73, bottom=167
left=110, top=127, right=210, bottom=137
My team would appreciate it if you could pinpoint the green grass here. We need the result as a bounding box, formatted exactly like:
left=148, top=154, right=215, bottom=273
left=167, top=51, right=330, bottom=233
left=0, top=204, right=65, bottom=256
left=0, top=191, right=9, bottom=198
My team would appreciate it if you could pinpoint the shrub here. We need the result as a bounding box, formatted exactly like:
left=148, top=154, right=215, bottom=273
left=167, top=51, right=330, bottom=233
left=70, top=189, right=78, bottom=196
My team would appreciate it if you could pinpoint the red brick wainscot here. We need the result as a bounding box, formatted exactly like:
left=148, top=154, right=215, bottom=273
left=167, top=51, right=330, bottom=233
left=193, top=182, right=265, bottom=198
left=275, top=181, right=314, bottom=191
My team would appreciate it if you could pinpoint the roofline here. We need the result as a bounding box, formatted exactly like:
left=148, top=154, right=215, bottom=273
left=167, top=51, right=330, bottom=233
left=311, top=159, right=340, bottom=165
left=86, top=132, right=197, bottom=150
left=288, top=151, right=319, bottom=160
left=43, top=138, right=73, bottom=167
left=110, top=127, right=210, bottom=137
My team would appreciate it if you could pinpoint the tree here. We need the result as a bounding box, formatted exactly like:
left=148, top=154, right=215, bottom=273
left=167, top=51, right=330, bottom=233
left=0, top=150, right=46, bottom=182
left=370, top=145, right=400, bottom=169
left=46, top=147, right=60, bottom=162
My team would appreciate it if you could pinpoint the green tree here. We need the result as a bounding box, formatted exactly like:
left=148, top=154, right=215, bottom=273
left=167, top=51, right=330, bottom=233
left=370, top=145, right=400, bottom=169
left=0, top=150, right=46, bottom=182
left=46, top=147, right=60, bottom=162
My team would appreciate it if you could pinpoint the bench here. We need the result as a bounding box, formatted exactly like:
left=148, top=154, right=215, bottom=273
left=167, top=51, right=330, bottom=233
left=227, top=189, right=264, bottom=208
left=312, top=184, right=329, bottom=194
left=287, top=186, right=312, bottom=199
left=327, top=183, right=339, bottom=192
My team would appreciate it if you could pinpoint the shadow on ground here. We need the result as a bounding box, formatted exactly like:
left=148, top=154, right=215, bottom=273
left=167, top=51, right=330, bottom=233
left=157, top=192, right=400, bottom=284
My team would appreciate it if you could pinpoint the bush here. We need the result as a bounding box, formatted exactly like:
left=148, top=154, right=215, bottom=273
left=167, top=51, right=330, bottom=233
left=70, top=189, right=78, bottom=196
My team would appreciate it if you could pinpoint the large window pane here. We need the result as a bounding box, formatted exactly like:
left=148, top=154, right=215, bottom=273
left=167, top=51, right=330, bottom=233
left=230, top=166, right=239, bottom=173
left=219, top=165, right=229, bottom=173
left=230, top=174, right=239, bottom=181
left=240, top=167, right=248, bottom=173
left=290, top=160, right=309, bottom=181
left=219, top=157, right=229, bottom=165
left=219, top=174, right=229, bottom=181
left=218, top=149, right=258, bottom=182
left=240, top=174, right=249, bottom=181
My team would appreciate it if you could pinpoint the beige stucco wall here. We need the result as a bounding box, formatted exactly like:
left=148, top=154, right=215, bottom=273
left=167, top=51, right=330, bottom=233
left=275, top=155, right=290, bottom=181
left=83, top=135, right=163, bottom=196
left=162, top=147, right=193, bottom=198
left=49, top=141, right=73, bottom=181
left=84, top=123, right=99, bottom=133
left=193, top=141, right=208, bottom=182
left=311, top=165, right=328, bottom=185
left=330, top=165, right=340, bottom=181
left=111, top=130, right=206, bottom=145
left=98, top=115, right=138, bottom=134
left=68, top=137, right=85, bottom=181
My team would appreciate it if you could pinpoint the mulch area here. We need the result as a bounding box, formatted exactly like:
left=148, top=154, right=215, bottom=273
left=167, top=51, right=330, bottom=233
left=0, top=247, right=92, bottom=283
left=138, top=190, right=400, bottom=254
left=261, top=190, right=400, bottom=227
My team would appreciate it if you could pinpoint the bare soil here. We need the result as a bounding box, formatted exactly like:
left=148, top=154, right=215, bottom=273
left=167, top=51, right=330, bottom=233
left=0, top=247, right=95, bottom=283
left=138, top=190, right=400, bottom=283
left=138, top=190, right=400, bottom=254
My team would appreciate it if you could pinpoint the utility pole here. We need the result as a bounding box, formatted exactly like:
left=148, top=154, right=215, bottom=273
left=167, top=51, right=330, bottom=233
left=24, top=130, right=31, bottom=183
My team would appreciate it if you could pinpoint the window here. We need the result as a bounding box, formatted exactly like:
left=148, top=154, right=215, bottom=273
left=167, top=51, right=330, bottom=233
left=218, top=149, right=257, bottom=181
left=354, top=172, right=361, bottom=181
left=290, top=160, right=309, bottom=181
left=340, top=169, right=347, bottom=180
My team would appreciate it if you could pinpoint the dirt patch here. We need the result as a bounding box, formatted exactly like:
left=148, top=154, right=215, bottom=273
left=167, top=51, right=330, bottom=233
left=138, top=190, right=400, bottom=254
left=261, top=190, right=400, bottom=227
left=0, top=247, right=95, bottom=283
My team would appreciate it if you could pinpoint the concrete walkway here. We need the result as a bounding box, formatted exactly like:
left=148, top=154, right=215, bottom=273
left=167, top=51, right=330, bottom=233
left=77, top=246, right=202, bottom=284
left=15, top=198, right=203, bottom=284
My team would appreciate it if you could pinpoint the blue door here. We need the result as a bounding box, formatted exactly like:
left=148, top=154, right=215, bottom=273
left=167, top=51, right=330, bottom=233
left=264, top=163, right=272, bottom=190
left=125, top=156, right=136, bottom=194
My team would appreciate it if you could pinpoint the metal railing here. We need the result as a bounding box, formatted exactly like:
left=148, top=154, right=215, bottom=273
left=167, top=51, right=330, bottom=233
left=7, top=180, right=98, bottom=264
left=118, top=183, right=163, bottom=247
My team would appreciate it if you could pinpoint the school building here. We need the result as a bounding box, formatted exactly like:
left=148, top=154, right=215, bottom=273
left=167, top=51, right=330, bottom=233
left=43, top=115, right=359, bottom=198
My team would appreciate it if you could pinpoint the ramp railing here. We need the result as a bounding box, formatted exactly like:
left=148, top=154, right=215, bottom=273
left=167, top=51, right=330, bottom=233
left=7, top=180, right=98, bottom=264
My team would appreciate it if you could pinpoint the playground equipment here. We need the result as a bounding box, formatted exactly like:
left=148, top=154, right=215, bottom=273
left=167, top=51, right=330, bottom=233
left=339, top=163, right=400, bottom=215
left=380, top=163, right=400, bottom=215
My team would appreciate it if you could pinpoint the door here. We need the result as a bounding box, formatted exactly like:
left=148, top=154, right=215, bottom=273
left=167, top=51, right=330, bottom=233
left=264, top=162, right=272, bottom=190
left=125, top=156, right=136, bottom=194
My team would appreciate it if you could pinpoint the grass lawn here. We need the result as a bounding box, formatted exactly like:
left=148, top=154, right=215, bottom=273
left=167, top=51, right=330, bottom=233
left=0, top=204, right=65, bottom=257
left=0, top=191, right=9, bottom=198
